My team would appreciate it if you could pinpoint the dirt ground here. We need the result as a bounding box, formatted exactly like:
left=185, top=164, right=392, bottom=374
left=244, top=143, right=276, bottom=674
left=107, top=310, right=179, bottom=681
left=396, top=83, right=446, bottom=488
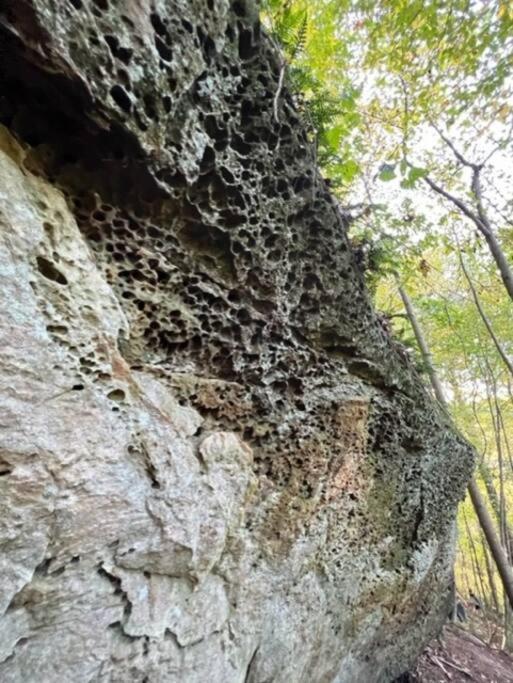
left=409, top=624, right=513, bottom=682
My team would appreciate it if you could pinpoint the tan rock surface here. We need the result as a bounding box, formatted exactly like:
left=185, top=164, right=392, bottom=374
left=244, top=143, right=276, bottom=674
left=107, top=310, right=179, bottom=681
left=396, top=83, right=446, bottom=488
left=0, top=2, right=473, bottom=680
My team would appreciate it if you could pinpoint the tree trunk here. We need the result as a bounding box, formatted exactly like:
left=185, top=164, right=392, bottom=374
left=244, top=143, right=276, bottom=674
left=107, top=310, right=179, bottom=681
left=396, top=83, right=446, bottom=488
left=480, top=527, right=501, bottom=613
left=424, top=171, right=513, bottom=303
left=398, top=284, right=447, bottom=409
left=464, top=508, right=490, bottom=611
left=399, top=283, right=513, bottom=612
left=479, top=223, right=513, bottom=304
left=468, top=480, right=513, bottom=612
left=458, top=251, right=513, bottom=378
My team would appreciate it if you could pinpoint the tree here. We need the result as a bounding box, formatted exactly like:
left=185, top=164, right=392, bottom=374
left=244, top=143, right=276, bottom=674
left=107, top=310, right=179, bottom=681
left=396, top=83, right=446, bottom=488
left=399, top=283, right=513, bottom=615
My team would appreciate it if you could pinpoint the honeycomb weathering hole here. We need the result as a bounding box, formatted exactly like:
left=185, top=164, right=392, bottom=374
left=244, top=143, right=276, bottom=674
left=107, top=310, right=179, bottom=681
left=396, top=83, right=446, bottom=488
left=36, top=256, right=68, bottom=285
left=0, top=6, right=475, bottom=679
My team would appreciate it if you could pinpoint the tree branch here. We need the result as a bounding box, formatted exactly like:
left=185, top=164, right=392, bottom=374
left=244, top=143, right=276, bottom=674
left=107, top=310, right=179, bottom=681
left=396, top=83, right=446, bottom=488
left=457, top=249, right=513, bottom=379
left=422, top=174, right=486, bottom=231
left=470, top=167, right=491, bottom=231
left=273, top=61, right=286, bottom=124
left=429, top=120, right=480, bottom=170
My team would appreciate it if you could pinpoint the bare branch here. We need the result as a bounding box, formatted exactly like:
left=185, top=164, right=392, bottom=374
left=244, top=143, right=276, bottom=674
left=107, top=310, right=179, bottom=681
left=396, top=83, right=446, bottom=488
left=338, top=202, right=382, bottom=221
left=422, top=174, right=486, bottom=231
left=471, top=167, right=491, bottom=230
left=426, top=653, right=451, bottom=680
left=399, top=75, right=410, bottom=158
left=457, top=249, right=513, bottom=379
left=433, top=654, right=472, bottom=678
left=429, top=120, right=480, bottom=170
left=422, top=167, right=513, bottom=302
left=273, top=61, right=286, bottom=124
left=480, top=115, right=513, bottom=166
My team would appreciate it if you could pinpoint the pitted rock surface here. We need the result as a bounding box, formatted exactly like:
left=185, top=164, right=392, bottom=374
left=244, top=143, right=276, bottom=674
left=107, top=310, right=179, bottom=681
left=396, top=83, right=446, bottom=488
left=0, top=2, right=472, bottom=681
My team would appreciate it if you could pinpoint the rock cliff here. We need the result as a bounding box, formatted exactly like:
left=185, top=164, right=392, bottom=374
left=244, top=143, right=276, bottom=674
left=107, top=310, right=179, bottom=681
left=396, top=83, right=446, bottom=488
left=0, top=1, right=473, bottom=681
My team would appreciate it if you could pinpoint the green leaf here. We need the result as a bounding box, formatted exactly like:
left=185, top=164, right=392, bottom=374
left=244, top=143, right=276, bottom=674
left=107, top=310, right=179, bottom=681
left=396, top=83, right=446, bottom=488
left=412, top=166, right=427, bottom=181
left=324, top=125, right=345, bottom=150
left=338, top=158, right=360, bottom=182
left=402, top=166, right=428, bottom=187
left=378, top=163, right=396, bottom=181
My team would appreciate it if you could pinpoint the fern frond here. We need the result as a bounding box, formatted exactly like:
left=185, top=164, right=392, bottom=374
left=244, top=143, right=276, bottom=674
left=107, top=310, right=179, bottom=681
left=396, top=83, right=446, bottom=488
left=289, top=11, right=308, bottom=60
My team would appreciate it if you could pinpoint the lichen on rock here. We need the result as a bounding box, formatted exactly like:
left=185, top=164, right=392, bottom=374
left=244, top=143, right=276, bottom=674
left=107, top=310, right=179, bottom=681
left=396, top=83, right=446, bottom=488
left=0, top=1, right=473, bottom=681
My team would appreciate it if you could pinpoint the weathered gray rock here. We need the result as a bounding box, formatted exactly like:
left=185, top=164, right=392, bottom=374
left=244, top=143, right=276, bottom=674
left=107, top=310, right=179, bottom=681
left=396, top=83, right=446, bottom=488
left=0, top=1, right=472, bottom=681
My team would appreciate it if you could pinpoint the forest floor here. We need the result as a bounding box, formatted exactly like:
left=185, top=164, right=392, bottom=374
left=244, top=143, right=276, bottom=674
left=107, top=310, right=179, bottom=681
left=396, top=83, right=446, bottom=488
left=411, top=623, right=513, bottom=682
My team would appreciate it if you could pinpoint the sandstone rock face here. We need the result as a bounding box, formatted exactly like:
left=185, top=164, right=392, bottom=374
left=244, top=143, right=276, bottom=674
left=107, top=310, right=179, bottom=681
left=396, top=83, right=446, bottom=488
left=0, top=2, right=472, bottom=681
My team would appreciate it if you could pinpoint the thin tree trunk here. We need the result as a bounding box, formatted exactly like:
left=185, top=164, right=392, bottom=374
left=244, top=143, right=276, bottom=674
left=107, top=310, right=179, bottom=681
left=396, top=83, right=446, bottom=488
left=495, top=397, right=513, bottom=480
left=472, top=394, right=489, bottom=457
left=397, top=284, right=447, bottom=408
left=467, top=479, right=513, bottom=611
left=464, top=508, right=489, bottom=610
left=481, top=360, right=513, bottom=562
left=481, top=527, right=501, bottom=613
left=474, top=367, right=513, bottom=559
left=423, top=170, right=513, bottom=302
left=480, top=461, right=503, bottom=524
left=399, top=282, right=513, bottom=612
left=462, top=552, right=472, bottom=599
left=479, top=223, right=513, bottom=304
left=423, top=125, right=513, bottom=300
left=480, top=460, right=513, bottom=564
left=479, top=234, right=513, bottom=310
left=458, top=251, right=513, bottom=378
left=504, top=601, right=511, bottom=650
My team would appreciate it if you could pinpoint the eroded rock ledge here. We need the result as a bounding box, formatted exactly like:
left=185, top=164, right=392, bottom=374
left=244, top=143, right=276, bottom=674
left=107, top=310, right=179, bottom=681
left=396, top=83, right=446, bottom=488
left=0, top=1, right=472, bottom=681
